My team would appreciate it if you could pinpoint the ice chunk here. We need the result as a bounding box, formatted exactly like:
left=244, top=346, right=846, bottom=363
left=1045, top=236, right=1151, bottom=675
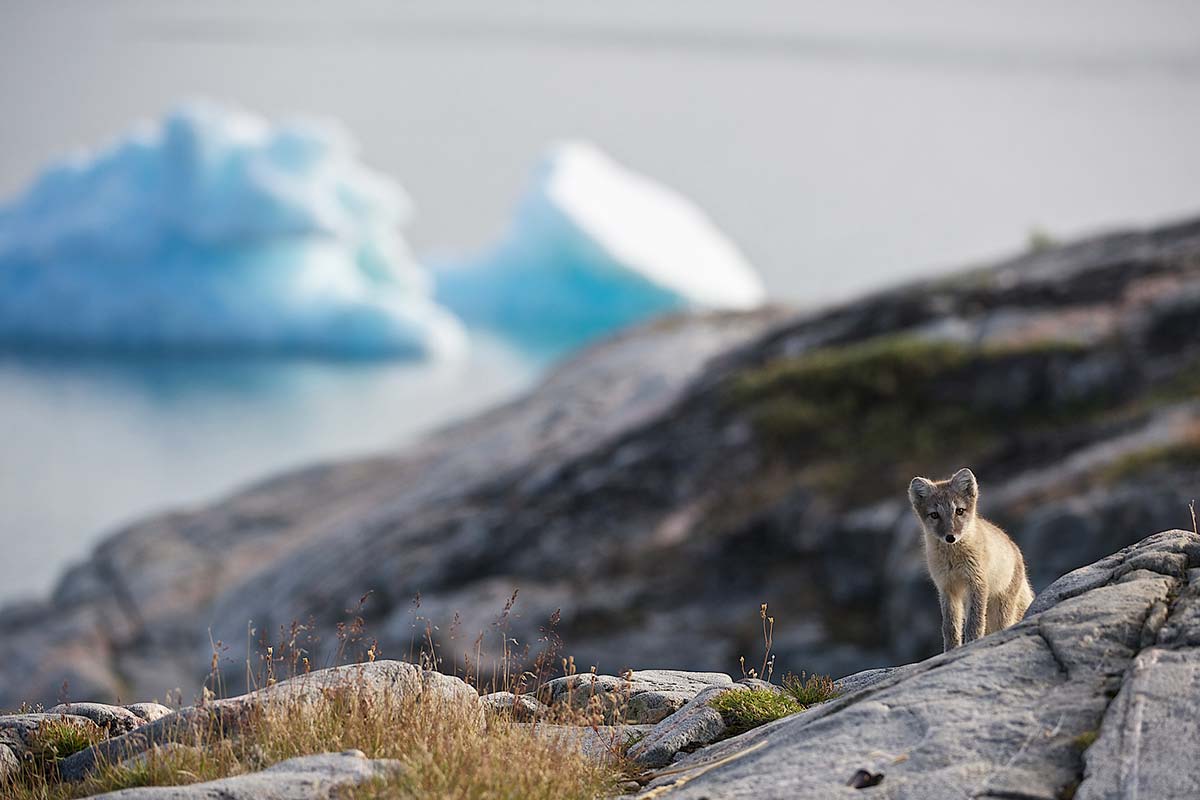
left=434, top=141, right=764, bottom=356
left=0, top=102, right=465, bottom=359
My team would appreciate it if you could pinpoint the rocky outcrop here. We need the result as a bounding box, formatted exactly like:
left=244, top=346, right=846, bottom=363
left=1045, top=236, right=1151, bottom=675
left=4, top=217, right=1200, bottom=710
left=627, top=684, right=748, bottom=769
left=634, top=529, right=1200, bottom=799
left=628, top=667, right=902, bottom=769
left=8, top=534, right=1195, bottom=797
left=541, top=669, right=733, bottom=724
left=86, top=750, right=403, bottom=799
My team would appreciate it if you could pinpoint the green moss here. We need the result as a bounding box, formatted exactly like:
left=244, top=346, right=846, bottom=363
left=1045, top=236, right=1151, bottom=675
left=1148, top=356, right=1200, bottom=405
left=782, top=672, right=839, bottom=706
left=1099, top=438, right=1200, bottom=484
left=1072, top=730, right=1099, bottom=751
left=726, top=334, right=1113, bottom=498
left=708, top=689, right=804, bottom=736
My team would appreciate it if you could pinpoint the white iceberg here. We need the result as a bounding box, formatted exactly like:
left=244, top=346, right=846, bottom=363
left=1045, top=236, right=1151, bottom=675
left=0, top=103, right=465, bottom=359
left=434, top=141, right=765, bottom=356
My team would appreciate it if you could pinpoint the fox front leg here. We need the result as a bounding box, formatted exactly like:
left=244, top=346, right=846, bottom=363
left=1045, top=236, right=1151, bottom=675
left=940, top=592, right=963, bottom=652
left=964, top=585, right=988, bottom=643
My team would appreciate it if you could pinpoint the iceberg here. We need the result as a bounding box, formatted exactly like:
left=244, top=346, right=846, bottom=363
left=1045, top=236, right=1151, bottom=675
left=0, top=103, right=465, bottom=359
left=434, top=141, right=765, bottom=357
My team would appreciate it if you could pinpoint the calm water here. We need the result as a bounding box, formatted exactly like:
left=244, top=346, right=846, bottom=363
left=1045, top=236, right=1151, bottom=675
left=1, top=0, right=1199, bottom=601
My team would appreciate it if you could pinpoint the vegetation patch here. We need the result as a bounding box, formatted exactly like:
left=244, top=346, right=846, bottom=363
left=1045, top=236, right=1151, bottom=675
left=726, top=334, right=1118, bottom=498
left=1099, top=437, right=1200, bottom=484
left=782, top=672, right=839, bottom=706
left=709, top=689, right=804, bottom=737
left=32, top=720, right=102, bottom=762
left=3, top=688, right=623, bottom=800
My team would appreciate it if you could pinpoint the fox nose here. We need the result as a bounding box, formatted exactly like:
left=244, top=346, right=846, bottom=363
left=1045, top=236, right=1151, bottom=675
left=944, top=535, right=956, bottom=543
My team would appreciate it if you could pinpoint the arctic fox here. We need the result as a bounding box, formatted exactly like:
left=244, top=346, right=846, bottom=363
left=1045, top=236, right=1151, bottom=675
left=907, top=468, right=1034, bottom=652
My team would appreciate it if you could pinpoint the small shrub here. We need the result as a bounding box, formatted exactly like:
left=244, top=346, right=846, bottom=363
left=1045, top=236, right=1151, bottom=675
left=709, top=689, right=804, bottom=737
left=782, top=672, right=839, bottom=706
left=31, top=719, right=102, bottom=763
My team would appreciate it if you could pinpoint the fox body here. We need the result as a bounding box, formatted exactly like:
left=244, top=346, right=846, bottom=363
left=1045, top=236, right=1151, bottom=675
left=908, top=468, right=1034, bottom=652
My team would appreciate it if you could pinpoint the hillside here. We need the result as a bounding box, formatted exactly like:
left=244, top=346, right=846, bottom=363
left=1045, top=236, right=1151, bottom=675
left=2, top=216, right=1199, bottom=710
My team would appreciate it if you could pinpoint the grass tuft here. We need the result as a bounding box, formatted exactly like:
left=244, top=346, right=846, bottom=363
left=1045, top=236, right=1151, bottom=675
left=708, top=689, right=804, bottom=737
left=781, top=672, right=839, bottom=706
left=31, top=720, right=102, bottom=764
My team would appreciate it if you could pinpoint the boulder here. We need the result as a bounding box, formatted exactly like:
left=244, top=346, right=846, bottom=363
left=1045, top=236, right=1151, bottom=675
left=637, top=529, right=1200, bottom=799
left=124, top=703, right=175, bottom=724
left=85, top=750, right=403, bottom=799
left=479, top=691, right=547, bottom=721
left=543, top=670, right=732, bottom=724
left=627, top=684, right=749, bottom=768
left=47, top=703, right=145, bottom=735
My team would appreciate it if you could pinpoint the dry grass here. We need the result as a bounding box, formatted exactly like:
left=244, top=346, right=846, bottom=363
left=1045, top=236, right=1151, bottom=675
left=2, top=676, right=624, bottom=800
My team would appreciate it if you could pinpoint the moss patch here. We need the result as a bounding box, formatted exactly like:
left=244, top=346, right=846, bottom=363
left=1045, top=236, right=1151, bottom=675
left=709, top=689, right=804, bottom=737
left=726, top=334, right=1116, bottom=498
left=1099, top=435, right=1200, bottom=484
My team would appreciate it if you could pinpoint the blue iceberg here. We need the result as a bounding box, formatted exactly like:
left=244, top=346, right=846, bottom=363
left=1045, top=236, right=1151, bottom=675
left=434, top=141, right=765, bottom=357
left=0, top=103, right=465, bottom=359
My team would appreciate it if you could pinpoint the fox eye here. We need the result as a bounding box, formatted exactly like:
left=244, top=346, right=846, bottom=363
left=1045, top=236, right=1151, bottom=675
left=928, top=511, right=940, bottom=520
left=955, top=507, right=965, bottom=516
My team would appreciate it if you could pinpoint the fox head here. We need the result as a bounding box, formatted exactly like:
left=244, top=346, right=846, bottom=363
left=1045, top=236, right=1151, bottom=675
left=908, top=468, right=979, bottom=545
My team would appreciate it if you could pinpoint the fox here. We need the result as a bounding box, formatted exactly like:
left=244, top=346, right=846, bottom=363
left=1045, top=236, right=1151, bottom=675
left=907, top=468, right=1034, bottom=652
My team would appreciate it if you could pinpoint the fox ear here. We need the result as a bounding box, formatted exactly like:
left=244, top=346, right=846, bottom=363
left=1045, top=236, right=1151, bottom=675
left=908, top=477, right=934, bottom=505
left=950, top=468, right=978, bottom=499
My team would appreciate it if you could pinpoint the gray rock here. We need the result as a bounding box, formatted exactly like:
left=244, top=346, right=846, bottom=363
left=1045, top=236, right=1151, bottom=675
left=479, top=691, right=546, bottom=721
left=543, top=670, right=732, bottom=724
left=58, top=661, right=477, bottom=782
left=637, top=530, right=1200, bottom=799
left=124, top=703, right=175, bottom=724
left=628, top=684, right=749, bottom=768
left=735, top=678, right=780, bottom=694
left=524, top=724, right=655, bottom=762
left=833, top=666, right=905, bottom=696
left=47, top=702, right=144, bottom=735
left=85, top=750, right=403, bottom=799
left=0, top=742, right=19, bottom=782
